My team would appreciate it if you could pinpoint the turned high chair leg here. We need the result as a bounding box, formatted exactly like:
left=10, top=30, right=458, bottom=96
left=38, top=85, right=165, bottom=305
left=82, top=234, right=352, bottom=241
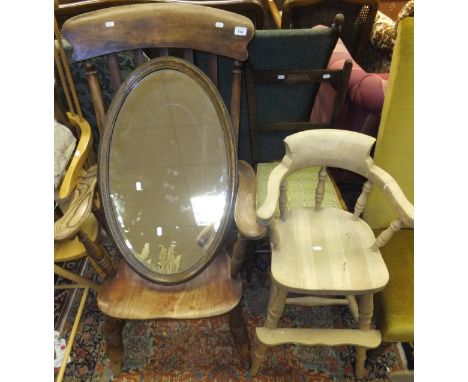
left=355, top=293, right=374, bottom=379
left=251, top=281, right=288, bottom=375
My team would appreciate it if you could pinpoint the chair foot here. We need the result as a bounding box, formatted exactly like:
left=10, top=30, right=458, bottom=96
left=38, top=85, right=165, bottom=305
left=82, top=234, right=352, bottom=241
left=251, top=342, right=268, bottom=375
left=102, top=316, right=125, bottom=377
left=229, top=302, right=251, bottom=369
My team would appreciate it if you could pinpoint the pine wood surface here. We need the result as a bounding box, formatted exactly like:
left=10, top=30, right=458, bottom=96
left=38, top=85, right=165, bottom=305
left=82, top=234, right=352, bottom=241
left=98, top=251, right=242, bottom=320
left=270, top=207, right=389, bottom=294
left=54, top=213, right=99, bottom=262
left=256, top=327, right=381, bottom=348
left=234, top=160, right=267, bottom=239
left=61, top=3, right=254, bottom=61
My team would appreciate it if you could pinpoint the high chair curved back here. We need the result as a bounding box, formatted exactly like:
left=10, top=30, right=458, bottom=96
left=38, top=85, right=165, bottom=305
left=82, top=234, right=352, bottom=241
left=252, top=128, right=413, bottom=379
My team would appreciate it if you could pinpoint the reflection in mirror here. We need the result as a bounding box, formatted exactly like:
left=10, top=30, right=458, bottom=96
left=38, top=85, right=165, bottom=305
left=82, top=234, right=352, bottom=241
left=107, top=64, right=231, bottom=280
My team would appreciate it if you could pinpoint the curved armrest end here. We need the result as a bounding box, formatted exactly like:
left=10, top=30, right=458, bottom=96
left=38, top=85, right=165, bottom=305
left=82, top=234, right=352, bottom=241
left=58, top=113, right=93, bottom=201
left=369, top=165, right=414, bottom=228
left=55, top=165, right=98, bottom=241
left=235, top=161, right=267, bottom=239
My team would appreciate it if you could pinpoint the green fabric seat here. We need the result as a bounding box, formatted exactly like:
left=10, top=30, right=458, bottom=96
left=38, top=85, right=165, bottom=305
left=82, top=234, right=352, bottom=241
left=256, top=163, right=342, bottom=215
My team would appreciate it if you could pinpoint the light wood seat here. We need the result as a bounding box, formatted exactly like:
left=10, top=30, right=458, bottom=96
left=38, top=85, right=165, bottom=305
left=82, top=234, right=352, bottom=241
left=272, top=207, right=389, bottom=294
left=98, top=252, right=241, bottom=320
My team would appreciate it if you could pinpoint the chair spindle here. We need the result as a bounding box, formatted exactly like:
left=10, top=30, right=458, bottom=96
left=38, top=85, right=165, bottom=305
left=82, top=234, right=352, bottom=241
left=279, top=180, right=288, bottom=220
left=230, top=60, right=242, bottom=141
left=353, top=180, right=373, bottom=220
left=372, top=219, right=403, bottom=250
left=133, top=49, right=145, bottom=67
left=207, top=53, right=218, bottom=87
left=183, top=49, right=194, bottom=64
left=315, top=167, right=327, bottom=210
left=106, top=53, right=123, bottom=92
left=85, top=62, right=106, bottom=135
left=159, top=47, right=169, bottom=57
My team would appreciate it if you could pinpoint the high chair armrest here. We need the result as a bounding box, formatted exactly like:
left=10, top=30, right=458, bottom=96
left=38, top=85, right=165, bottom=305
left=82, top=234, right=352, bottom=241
left=55, top=165, right=98, bottom=241
left=368, top=165, right=414, bottom=228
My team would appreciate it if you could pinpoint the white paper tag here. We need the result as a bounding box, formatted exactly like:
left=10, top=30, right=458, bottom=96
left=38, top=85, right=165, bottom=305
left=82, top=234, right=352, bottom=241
left=74, top=149, right=81, bottom=157
left=215, top=22, right=224, bottom=28
left=323, top=73, right=331, bottom=79
left=105, top=21, right=115, bottom=28
left=234, top=26, right=247, bottom=36
left=277, top=74, right=285, bottom=80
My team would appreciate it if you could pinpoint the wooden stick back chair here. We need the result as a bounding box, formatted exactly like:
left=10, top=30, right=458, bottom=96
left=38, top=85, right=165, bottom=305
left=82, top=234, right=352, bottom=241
left=61, top=3, right=262, bottom=375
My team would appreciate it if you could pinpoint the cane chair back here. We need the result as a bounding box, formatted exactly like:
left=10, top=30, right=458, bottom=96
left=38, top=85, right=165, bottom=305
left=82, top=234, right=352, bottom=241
left=280, top=0, right=378, bottom=62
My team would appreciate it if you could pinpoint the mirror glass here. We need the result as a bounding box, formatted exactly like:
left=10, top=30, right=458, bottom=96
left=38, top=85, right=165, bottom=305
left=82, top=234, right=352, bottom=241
left=107, top=65, right=231, bottom=282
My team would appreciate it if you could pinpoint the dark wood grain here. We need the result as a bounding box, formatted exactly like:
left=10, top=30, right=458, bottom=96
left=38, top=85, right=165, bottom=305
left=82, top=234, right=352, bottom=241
left=61, top=3, right=254, bottom=61
left=98, top=252, right=242, bottom=319
left=55, top=0, right=265, bottom=29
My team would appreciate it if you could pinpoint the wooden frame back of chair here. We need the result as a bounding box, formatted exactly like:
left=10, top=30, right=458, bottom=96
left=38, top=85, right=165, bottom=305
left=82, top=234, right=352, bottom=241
left=246, top=16, right=352, bottom=164
left=281, top=0, right=378, bottom=62
left=61, top=3, right=255, bottom=141
left=55, top=0, right=265, bottom=29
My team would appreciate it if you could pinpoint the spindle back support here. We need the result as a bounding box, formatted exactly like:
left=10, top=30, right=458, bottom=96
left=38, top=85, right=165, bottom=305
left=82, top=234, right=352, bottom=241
left=257, top=130, right=414, bottom=249
left=61, top=3, right=254, bottom=138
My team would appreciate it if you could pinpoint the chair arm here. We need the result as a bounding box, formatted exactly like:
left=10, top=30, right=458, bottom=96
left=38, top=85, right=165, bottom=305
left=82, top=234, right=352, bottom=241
left=368, top=165, right=414, bottom=228
left=267, top=0, right=281, bottom=28
left=256, top=163, right=289, bottom=225
left=55, top=165, right=98, bottom=241
left=58, top=112, right=93, bottom=201
left=234, top=161, right=267, bottom=239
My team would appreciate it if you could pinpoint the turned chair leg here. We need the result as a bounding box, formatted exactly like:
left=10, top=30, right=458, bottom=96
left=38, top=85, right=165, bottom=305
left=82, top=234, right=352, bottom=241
left=355, top=293, right=374, bottom=379
left=251, top=281, right=288, bottom=375
left=229, top=301, right=251, bottom=369
left=230, top=233, right=247, bottom=278
left=102, top=316, right=125, bottom=377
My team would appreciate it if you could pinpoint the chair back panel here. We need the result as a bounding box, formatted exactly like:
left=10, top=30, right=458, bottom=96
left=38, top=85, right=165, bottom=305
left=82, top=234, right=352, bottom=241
left=283, top=129, right=375, bottom=176
left=56, top=0, right=265, bottom=29
left=62, top=3, right=254, bottom=62
left=282, top=0, right=378, bottom=62
left=246, top=25, right=351, bottom=164
left=61, top=3, right=254, bottom=141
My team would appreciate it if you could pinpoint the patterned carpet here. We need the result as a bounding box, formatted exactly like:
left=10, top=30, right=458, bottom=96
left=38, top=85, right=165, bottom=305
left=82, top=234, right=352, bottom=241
left=55, top=244, right=407, bottom=382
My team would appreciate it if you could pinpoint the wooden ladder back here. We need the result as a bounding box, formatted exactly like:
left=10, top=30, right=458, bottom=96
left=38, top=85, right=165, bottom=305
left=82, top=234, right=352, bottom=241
left=246, top=15, right=351, bottom=164
left=61, top=3, right=255, bottom=141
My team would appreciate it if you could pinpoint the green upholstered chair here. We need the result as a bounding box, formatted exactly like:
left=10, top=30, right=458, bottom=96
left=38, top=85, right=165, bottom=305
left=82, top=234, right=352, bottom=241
left=362, top=17, right=414, bottom=367
left=246, top=22, right=351, bottom=164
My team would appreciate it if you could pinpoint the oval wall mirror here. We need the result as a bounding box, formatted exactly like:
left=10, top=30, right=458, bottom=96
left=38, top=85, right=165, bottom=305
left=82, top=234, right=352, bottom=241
left=99, top=57, right=236, bottom=285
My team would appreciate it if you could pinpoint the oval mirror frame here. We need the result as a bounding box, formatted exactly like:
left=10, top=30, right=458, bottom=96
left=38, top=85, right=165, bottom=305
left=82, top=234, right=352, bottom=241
left=98, top=57, right=237, bottom=285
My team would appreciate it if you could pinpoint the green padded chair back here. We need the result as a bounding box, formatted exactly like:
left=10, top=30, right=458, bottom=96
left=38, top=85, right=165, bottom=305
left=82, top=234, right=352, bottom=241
left=246, top=26, right=351, bottom=164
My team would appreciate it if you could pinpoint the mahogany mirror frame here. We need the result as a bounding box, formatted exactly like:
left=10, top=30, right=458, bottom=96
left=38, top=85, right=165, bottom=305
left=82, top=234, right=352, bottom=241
left=98, top=57, right=237, bottom=285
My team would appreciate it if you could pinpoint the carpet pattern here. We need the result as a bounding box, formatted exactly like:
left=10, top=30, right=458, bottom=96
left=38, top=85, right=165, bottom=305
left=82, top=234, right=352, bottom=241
left=57, top=247, right=406, bottom=382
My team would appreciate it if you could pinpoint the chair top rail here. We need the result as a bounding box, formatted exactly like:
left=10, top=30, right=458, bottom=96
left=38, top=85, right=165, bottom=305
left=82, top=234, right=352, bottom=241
left=61, top=3, right=254, bottom=61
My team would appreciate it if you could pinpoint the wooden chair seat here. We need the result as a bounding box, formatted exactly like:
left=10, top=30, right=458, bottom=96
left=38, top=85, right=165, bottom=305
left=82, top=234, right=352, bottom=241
left=271, top=207, right=389, bottom=294
left=98, top=251, right=242, bottom=320
left=54, top=212, right=99, bottom=262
